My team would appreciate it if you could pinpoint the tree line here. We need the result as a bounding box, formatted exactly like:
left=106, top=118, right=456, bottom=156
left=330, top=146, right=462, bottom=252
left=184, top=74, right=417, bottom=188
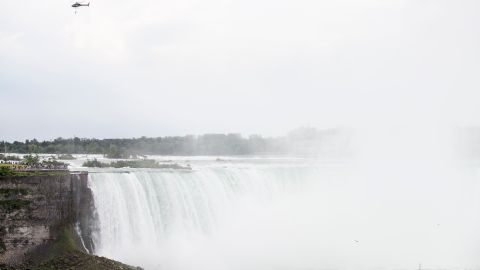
left=1, top=128, right=352, bottom=158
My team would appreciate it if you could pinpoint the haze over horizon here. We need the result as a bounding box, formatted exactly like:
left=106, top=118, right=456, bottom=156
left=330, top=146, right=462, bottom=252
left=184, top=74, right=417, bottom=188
left=2, top=0, right=480, bottom=141
left=2, top=1, right=480, bottom=269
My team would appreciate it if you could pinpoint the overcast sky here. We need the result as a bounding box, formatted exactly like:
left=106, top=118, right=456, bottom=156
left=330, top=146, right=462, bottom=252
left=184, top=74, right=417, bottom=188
left=1, top=0, right=480, bottom=141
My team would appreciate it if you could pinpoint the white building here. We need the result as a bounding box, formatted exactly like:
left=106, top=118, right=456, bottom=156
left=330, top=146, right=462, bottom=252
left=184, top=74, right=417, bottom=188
left=7, top=160, right=20, bottom=165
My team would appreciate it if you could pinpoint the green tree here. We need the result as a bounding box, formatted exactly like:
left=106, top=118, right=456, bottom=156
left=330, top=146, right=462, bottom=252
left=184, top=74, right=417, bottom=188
left=23, top=154, right=40, bottom=165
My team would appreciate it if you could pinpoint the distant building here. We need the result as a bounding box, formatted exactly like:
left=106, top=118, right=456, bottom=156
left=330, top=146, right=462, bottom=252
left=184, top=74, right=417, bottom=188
left=7, top=160, right=20, bottom=165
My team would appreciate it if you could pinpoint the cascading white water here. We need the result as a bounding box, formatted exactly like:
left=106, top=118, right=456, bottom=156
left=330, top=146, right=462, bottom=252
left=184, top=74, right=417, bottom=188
left=87, top=159, right=480, bottom=270
left=88, top=164, right=337, bottom=270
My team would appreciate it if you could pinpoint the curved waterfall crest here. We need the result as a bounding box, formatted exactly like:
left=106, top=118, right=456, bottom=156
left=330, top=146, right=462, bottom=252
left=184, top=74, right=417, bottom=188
left=86, top=161, right=480, bottom=270
left=87, top=165, right=322, bottom=269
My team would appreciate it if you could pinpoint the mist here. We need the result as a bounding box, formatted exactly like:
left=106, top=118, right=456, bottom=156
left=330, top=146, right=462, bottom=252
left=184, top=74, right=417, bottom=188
left=2, top=0, right=480, bottom=269
left=82, top=125, right=480, bottom=270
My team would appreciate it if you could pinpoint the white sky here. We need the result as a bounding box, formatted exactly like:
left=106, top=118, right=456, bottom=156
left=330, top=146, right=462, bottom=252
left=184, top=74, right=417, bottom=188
left=1, top=0, right=480, bottom=140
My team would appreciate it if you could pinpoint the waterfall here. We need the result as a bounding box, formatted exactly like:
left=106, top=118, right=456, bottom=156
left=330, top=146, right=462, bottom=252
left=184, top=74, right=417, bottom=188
left=87, top=162, right=480, bottom=270
left=88, top=164, right=330, bottom=270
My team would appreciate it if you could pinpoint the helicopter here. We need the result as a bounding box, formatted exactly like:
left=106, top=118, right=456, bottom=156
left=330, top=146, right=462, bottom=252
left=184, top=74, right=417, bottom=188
left=72, top=2, right=89, bottom=13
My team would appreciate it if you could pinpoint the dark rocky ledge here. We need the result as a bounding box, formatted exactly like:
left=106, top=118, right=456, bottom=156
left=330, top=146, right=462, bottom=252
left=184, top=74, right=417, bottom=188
left=0, top=172, right=141, bottom=269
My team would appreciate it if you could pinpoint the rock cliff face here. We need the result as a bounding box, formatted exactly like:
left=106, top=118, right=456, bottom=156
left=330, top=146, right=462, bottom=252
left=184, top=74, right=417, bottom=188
left=71, top=172, right=97, bottom=254
left=0, top=172, right=96, bottom=265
